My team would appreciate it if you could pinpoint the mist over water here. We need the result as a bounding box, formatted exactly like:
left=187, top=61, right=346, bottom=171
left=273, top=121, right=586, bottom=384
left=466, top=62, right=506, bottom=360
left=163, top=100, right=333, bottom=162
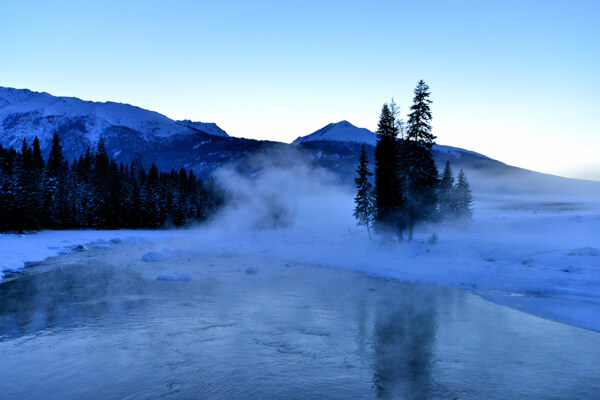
left=1, top=149, right=600, bottom=398
left=210, top=149, right=355, bottom=233
left=1, top=244, right=599, bottom=399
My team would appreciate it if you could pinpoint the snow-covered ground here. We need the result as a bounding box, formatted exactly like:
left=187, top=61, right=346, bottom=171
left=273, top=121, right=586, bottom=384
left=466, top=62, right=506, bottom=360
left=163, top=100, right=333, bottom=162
left=1, top=164, right=599, bottom=332
left=0, top=230, right=174, bottom=280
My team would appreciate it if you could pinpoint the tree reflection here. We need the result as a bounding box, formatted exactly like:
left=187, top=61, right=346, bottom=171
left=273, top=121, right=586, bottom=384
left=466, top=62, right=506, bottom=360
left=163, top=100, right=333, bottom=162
left=372, top=284, right=439, bottom=399
left=0, top=263, right=146, bottom=340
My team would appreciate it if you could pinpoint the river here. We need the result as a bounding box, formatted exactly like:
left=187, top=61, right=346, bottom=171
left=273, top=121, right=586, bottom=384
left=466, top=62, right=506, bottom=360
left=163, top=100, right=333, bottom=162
left=1, top=240, right=599, bottom=399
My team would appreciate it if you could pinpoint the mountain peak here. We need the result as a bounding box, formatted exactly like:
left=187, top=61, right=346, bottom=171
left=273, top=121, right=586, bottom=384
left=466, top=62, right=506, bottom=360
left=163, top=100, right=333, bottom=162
left=176, top=120, right=229, bottom=137
left=292, top=121, right=376, bottom=146
left=0, top=86, right=230, bottom=153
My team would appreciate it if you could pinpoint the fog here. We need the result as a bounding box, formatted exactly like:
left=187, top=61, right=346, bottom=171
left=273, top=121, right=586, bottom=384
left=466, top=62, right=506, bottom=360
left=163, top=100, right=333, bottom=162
left=211, top=151, right=355, bottom=234
left=1, top=149, right=599, bottom=331
left=170, top=151, right=600, bottom=331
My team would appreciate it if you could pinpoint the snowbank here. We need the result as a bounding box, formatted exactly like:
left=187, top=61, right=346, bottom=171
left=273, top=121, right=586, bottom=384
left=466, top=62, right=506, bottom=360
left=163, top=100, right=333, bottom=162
left=1, top=163, right=599, bottom=333
left=0, top=230, right=171, bottom=280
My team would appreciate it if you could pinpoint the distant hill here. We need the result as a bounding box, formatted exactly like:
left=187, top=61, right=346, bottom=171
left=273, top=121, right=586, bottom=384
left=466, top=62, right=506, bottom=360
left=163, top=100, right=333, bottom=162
left=293, top=120, right=377, bottom=146
left=2, top=86, right=598, bottom=196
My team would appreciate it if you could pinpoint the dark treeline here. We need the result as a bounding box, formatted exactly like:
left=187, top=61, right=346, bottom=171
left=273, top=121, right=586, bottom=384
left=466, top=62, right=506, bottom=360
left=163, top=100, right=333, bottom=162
left=0, top=133, right=222, bottom=233
left=354, top=80, right=473, bottom=240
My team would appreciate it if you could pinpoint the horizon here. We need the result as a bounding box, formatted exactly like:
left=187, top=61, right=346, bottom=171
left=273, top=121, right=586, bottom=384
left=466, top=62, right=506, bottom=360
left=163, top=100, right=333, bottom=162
left=1, top=1, right=599, bottom=180
left=2, top=83, right=600, bottom=183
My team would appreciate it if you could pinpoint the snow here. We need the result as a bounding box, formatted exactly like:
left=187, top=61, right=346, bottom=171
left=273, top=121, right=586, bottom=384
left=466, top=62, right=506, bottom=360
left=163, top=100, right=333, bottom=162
left=177, top=120, right=229, bottom=137
left=0, top=230, right=171, bottom=279
left=141, top=249, right=172, bottom=262
left=433, top=144, right=490, bottom=159
left=292, top=121, right=491, bottom=160
left=1, top=164, right=599, bottom=333
left=292, top=121, right=377, bottom=146
left=0, top=87, right=226, bottom=149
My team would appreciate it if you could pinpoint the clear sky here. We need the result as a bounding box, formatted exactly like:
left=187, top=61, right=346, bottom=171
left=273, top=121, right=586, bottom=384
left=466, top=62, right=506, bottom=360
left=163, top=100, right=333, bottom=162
left=1, top=0, right=599, bottom=180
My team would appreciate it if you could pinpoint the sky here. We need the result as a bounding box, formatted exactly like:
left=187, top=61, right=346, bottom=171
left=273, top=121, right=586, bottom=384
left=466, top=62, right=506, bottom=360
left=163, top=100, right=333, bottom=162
left=1, top=0, right=599, bottom=180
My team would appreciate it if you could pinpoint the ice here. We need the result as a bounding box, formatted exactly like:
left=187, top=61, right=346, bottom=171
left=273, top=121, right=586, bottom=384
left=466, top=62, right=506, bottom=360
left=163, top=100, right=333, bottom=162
left=1, top=165, right=599, bottom=333
left=142, top=249, right=171, bottom=262
left=0, top=230, right=171, bottom=276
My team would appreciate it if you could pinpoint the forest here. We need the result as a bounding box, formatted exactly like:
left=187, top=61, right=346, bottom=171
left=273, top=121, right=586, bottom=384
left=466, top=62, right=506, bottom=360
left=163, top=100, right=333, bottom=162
left=354, top=80, right=473, bottom=240
left=0, top=133, right=222, bottom=233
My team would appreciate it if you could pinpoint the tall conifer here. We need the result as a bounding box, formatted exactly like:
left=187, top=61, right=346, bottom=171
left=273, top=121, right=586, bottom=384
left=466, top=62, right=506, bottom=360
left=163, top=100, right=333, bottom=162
left=374, top=103, right=405, bottom=239
left=454, top=169, right=474, bottom=224
left=404, top=80, right=439, bottom=240
left=438, top=161, right=455, bottom=222
left=354, top=145, right=376, bottom=238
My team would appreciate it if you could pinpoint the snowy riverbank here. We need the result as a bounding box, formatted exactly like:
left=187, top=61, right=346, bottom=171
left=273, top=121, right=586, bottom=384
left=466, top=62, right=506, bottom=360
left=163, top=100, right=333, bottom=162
left=0, top=230, right=173, bottom=280
left=1, top=194, right=599, bottom=332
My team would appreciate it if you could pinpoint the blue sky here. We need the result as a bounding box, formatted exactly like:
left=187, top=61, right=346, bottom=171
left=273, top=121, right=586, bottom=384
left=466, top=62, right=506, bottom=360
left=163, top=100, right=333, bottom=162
left=1, top=0, right=599, bottom=179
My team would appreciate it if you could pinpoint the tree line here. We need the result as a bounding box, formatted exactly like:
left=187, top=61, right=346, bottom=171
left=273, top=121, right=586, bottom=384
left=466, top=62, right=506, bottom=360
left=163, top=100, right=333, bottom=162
left=0, top=133, right=222, bottom=233
left=354, top=80, right=473, bottom=240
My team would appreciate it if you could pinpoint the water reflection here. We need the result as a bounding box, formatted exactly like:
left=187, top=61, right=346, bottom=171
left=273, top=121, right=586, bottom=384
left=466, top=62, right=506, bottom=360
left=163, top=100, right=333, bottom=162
left=0, top=251, right=599, bottom=399
left=0, top=262, right=147, bottom=340
left=372, top=286, right=438, bottom=399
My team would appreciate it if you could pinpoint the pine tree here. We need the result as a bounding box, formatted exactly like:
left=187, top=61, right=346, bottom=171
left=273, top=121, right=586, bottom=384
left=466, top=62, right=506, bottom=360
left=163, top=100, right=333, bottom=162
left=406, top=80, right=436, bottom=148
left=354, top=145, right=376, bottom=239
left=403, top=80, right=439, bottom=240
left=374, top=102, right=405, bottom=239
left=454, top=169, right=473, bottom=224
left=438, top=161, right=455, bottom=222
left=0, top=136, right=220, bottom=231
left=47, top=132, right=66, bottom=177
left=31, top=137, right=45, bottom=172
left=142, top=163, right=163, bottom=227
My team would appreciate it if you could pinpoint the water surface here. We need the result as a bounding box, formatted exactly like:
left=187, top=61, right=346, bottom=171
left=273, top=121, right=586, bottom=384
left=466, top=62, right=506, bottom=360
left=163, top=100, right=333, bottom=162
left=1, top=242, right=599, bottom=399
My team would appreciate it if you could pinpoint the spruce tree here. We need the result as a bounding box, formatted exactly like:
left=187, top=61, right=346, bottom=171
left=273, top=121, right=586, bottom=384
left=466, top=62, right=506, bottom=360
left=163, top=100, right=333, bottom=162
left=354, top=145, right=376, bottom=239
left=374, top=103, right=405, bottom=239
left=438, top=161, right=455, bottom=222
left=47, top=132, right=66, bottom=177
left=454, top=169, right=473, bottom=224
left=404, top=80, right=439, bottom=240
left=31, top=137, right=45, bottom=172
left=0, top=135, right=219, bottom=231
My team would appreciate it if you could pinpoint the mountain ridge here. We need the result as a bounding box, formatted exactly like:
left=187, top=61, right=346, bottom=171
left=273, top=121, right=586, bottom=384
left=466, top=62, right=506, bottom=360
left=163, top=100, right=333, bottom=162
left=1, top=86, right=598, bottom=196
left=0, top=86, right=228, bottom=149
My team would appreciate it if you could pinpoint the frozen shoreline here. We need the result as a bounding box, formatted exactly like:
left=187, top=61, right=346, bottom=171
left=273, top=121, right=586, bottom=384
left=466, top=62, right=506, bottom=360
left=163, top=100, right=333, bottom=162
left=1, top=196, right=599, bottom=332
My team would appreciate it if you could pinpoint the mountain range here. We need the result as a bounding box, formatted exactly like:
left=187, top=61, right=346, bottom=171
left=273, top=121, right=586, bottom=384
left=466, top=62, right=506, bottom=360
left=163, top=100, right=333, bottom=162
left=1, top=86, right=598, bottom=196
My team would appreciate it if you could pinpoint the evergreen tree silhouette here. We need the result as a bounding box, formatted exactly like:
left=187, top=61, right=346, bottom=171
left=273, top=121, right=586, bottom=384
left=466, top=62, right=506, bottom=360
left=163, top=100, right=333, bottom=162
left=354, top=145, right=376, bottom=238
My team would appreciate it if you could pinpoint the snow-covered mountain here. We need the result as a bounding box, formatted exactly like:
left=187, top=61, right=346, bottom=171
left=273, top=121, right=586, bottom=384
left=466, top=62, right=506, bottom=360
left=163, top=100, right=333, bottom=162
left=0, top=87, right=228, bottom=155
left=292, top=120, right=377, bottom=146
left=176, top=120, right=229, bottom=137
left=292, top=120, right=489, bottom=160
left=2, top=86, right=597, bottom=196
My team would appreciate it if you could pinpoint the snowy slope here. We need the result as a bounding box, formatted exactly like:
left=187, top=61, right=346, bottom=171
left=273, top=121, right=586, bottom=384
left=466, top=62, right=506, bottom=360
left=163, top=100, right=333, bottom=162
left=292, top=120, right=489, bottom=159
left=292, top=121, right=377, bottom=146
left=0, top=87, right=229, bottom=152
left=176, top=120, right=229, bottom=137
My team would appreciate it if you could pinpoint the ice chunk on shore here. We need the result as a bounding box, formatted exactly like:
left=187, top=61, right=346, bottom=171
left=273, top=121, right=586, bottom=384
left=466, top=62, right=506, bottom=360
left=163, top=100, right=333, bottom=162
left=142, top=249, right=171, bottom=262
